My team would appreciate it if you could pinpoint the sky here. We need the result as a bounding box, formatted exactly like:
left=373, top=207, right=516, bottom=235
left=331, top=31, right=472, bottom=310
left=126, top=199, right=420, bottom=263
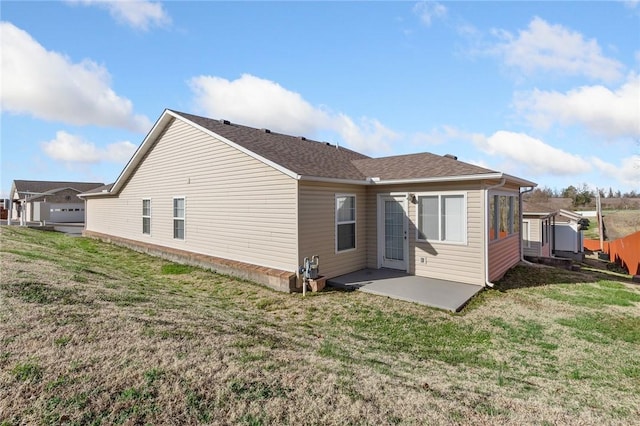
left=1, top=1, right=639, bottom=199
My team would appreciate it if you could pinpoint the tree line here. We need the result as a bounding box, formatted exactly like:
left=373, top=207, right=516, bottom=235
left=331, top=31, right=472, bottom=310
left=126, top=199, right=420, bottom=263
left=525, top=184, right=640, bottom=209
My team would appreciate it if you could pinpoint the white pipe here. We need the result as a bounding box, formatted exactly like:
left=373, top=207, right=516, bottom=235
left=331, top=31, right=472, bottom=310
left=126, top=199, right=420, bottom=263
left=484, top=178, right=506, bottom=288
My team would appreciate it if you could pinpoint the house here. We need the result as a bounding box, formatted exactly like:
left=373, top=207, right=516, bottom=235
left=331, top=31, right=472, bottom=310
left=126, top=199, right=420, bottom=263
left=10, top=180, right=104, bottom=224
left=522, top=203, right=556, bottom=258
left=80, top=109, right=536, bottom=292
left=522, top=203, right=585, bottom=260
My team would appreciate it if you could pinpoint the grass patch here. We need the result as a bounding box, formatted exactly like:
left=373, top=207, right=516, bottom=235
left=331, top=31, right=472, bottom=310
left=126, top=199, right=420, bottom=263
left=543, top=281, right=640, bottom=308
left=1, top=281, right=84, bottom=305
left=161, top=263, right=194, bottom=275
left=2, top=227, right=639, bottom=424
left=557, top=313, right=640, bottom=344
left=12, top=361, right=43, bottom=382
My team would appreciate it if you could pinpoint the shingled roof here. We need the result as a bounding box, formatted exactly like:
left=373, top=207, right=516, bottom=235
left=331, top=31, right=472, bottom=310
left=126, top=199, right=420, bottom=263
left=11, top=180, right=105, bottom=199
left=85, top=109, right=535, bottom=197
left=173, top=111, right=370, bottom=180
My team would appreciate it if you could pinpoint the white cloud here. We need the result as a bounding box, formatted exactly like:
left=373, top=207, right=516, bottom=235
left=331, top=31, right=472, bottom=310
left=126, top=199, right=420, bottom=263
left=591, top=155, right=640, bottom=189
left=66, top=0, right=170, bottom=30
left=515, top=73, right=640, bottom=139
left=188, top=73, right=398, bottom=154
left=413, top=1, right=447, bottom=26
left=0, top=22, right=151, bottom=132
left=475, top=130, right=591, bottom=175
left=490, top=17, right=624, bottom=82
left=42, top=131, right=137, bottom=164
left=411, top=125, right=474, bottom=146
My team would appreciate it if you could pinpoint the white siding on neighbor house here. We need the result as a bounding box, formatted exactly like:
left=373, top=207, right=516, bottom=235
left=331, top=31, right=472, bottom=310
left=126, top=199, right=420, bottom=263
left=523, top=217, right=541, bottom=257
left=85, top=118, right=299, bottom=272
left=298, top=181, right=367, bottom=279
left=366, top=182, right=486, bottom=286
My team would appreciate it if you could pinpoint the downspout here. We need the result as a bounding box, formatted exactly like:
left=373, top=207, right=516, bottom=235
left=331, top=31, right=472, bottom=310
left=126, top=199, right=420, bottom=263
left=520, top=186, right=535, bottom=263
left=484, top=178, right=506, bottom=288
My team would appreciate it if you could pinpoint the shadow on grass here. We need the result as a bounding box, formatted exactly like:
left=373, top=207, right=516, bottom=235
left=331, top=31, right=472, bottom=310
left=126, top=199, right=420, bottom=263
left=493, top=262, right=633, bottom=292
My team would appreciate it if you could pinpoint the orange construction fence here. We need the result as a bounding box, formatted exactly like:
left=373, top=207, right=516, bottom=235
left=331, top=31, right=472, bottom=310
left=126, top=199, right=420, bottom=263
left=584, top=231, right=640, bottom=276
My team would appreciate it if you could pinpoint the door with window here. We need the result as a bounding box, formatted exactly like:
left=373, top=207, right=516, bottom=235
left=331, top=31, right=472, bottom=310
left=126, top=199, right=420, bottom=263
left=379, top=195, right=408, bottom=270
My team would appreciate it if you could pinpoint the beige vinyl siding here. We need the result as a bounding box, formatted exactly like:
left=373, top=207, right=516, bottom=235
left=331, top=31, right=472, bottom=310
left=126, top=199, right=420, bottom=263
left=298, top=181, right=367, bottom=279
left=488, top=235, right=520, bottom=281
left=366, top=182, right=485, bottom=286
left=523, top=217, right=541, bottom=257
left=85, top=118, right=298, bottom=272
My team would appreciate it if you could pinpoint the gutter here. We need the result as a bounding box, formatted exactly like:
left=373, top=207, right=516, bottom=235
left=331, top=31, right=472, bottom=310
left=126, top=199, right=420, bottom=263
left=484, top=178, right=506, bottom=288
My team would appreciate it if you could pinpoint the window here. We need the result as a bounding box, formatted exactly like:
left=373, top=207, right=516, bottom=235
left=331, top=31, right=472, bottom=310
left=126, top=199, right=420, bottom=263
left=173, top=197, right=185, bottom=240
left=489, top=193, right=520, bottom=241
left=336, top=195, right=356, bottom=252
left=142, top=199, right=151, bottom=235
left=417, top=193, right=466, bottom=243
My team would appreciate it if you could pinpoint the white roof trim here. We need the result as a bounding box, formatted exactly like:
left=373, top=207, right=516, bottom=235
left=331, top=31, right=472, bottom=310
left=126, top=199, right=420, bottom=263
left=298, top=172, right=534, bottom=187
left=103, top=109, right=300, bottom=197
left=93, top=109, right=537, bottom=196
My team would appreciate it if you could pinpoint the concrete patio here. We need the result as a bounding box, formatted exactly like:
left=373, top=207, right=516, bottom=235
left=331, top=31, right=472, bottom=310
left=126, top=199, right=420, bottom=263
left=327, top=268, right=484, bottom=312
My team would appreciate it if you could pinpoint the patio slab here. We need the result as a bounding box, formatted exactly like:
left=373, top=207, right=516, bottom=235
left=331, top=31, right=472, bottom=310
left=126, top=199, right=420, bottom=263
left=327, top=268, right=483, bottom=312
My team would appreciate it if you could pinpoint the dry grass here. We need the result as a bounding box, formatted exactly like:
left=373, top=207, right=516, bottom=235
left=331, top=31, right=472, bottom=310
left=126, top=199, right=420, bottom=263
left=1, top=226, right=639, bottom=425
left=602, top=210, right=640, bottom=240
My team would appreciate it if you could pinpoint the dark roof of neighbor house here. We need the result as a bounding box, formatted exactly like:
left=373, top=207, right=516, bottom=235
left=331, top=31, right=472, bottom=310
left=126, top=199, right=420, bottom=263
left=11, top=180, right=105, bottom=199
left=172, top=110, right=498, bottom=181
left=173, top=111, right=370, bottom=180
left=523, top=201, right=558, bottom=217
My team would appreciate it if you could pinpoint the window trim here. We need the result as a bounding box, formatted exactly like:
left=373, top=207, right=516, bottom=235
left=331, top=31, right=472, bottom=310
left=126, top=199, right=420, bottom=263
left=489, top=191, right=521, bottom=242
left=142, top=198, right=151, bottom=235
left=335, top=193, right=356, bottom=253
left=173, top=196, right=186, bottom=240
left=415, top=191, right=468, bottom=245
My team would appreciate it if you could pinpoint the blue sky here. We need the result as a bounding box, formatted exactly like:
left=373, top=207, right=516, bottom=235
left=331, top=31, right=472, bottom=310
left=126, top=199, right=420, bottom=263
left=2, top=1, right=639, bottom=198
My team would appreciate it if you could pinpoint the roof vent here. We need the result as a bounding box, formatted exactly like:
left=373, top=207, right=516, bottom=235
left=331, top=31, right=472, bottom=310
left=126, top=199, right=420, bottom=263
left=219, top=119, right=230, bottom=125
left=444, top=154, right=458, bottom=160
left=261, top=128, right=271, bottom=133
left=297, top=136, right=307, bottom=141
left=325, top=142, right=333, bottom=147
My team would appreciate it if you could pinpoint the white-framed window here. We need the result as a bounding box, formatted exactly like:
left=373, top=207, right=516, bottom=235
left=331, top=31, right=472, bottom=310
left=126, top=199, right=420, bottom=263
left=489, top=192, right=520, bottom=241
left=142, top=199, right=151, bottom=235
left=336, top=194, right=356, bottom=252
left=173, top=197, right=185, bottom=240
left=416, top=192, right=467, bottom=244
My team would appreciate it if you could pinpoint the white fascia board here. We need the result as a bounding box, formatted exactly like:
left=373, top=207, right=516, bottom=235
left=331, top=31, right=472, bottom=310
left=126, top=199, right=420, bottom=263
left=297, top=172, right=532, bottom=186
left=370, top=173, right=506, bottom=185
left=297, top=175, right=368, bottom=185
left=109, top=109, right=176, bottom=195
left=173, top=112, right=299, bottom=180
left=502, top=173, right=537, bottom=188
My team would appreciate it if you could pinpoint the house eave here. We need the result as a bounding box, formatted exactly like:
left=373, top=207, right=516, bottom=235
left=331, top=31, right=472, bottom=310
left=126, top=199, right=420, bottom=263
left=297, top=172, right=534, bottom=186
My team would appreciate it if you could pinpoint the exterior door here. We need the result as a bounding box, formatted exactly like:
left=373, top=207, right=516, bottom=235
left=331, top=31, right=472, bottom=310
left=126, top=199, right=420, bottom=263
left=380, top=195, right=408, bottom=270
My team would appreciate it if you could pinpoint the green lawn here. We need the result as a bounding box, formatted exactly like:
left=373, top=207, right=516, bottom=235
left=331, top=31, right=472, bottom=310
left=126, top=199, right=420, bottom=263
left=1, top=226, right=639, bottom=425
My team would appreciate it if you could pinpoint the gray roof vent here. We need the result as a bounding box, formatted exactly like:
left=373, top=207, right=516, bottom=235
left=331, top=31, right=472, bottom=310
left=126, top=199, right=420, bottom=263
left=444, top=154, right=458, bottom=160
left=219, top=119, right=230, bottom=125
left=297, top=136, right=307, bottom=141
left=261, top=128, right=271, bottom=133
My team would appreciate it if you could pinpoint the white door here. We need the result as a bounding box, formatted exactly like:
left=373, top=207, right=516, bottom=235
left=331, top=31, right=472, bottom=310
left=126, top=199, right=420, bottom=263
left=380, top=195, right=408, bottom=270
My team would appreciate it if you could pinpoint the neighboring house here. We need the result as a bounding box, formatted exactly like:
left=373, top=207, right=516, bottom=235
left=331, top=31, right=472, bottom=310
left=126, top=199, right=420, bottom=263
left=10, top=180, right=104, bottom=223
left=522, top=203, right=585, bottom=260
left=80, top=109, right=536, bottom=292
left=554, top=209, right=586, bottom=260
